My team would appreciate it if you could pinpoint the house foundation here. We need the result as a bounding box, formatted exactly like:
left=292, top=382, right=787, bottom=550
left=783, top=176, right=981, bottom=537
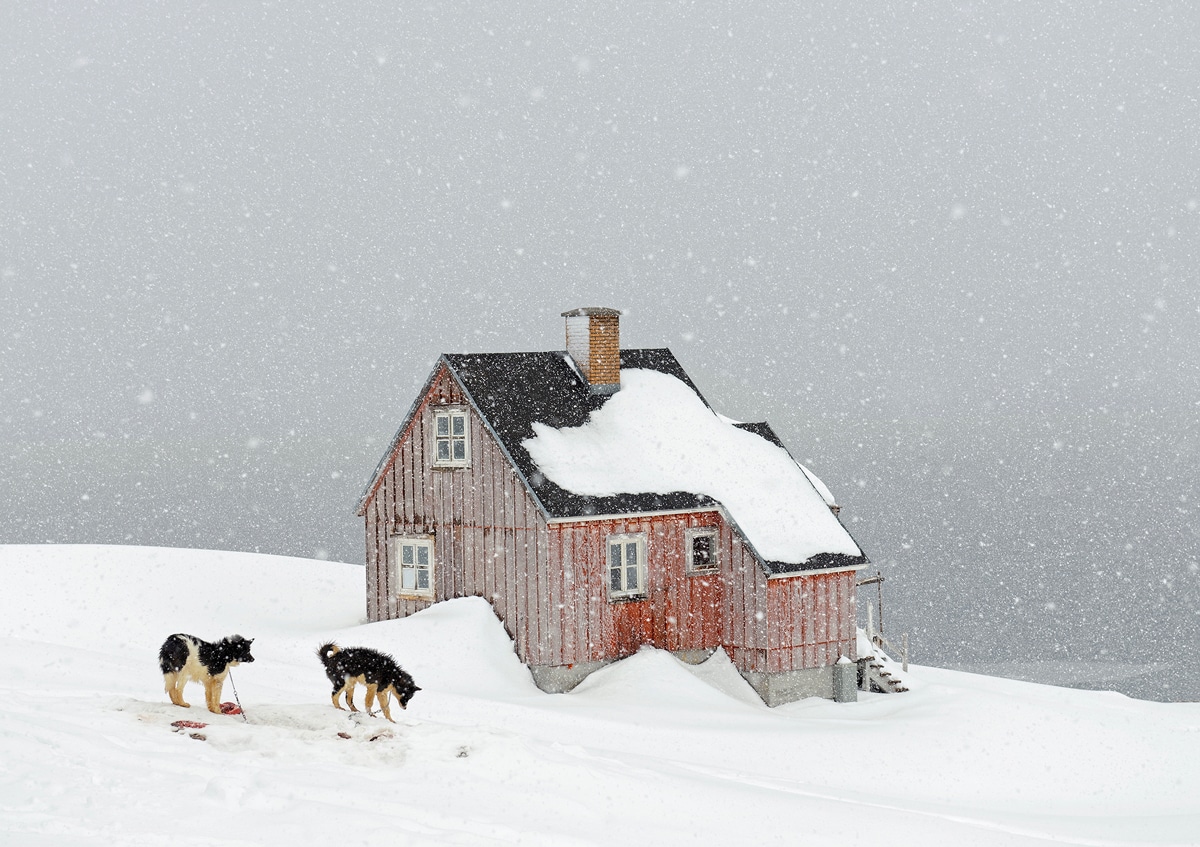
left=533, top=652, right=861, bottom=706
left=740, top=665, right=858, bottom=706
left=528, top=659, right=615, bottom=693
left=672, top=647, right=717, bottom=665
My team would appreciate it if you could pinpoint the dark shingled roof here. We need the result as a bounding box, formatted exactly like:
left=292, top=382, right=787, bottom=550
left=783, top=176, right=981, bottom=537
left=443, top=349, right=718, bottom=519
left=731, top=420, right=785, bottom=446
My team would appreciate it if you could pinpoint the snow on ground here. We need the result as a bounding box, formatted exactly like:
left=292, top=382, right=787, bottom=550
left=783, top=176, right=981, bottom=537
left=1, top=545, right=1198, bottom=846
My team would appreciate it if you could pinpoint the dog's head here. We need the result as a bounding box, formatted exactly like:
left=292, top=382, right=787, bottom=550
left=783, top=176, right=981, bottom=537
left=223, top=634, right=255, bottom=665
left=392, top=678, right=421, bottom=710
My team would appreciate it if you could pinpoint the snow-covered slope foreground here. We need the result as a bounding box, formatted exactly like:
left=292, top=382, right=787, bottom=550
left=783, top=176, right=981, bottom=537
left=1, top=546, right=1197, bottom=846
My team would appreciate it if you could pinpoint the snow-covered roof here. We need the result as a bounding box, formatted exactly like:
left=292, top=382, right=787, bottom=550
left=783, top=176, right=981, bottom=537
left=359, top=348, right=865, bottom=572
left=522, top=368, right=862, bottom=566
left=800, top=464, right=838, bottom=508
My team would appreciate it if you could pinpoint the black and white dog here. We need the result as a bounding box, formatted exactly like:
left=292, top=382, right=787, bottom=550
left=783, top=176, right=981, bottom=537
left=159, top=633, right=255, bottom=713
left=317, top=643, right=419, bottom=723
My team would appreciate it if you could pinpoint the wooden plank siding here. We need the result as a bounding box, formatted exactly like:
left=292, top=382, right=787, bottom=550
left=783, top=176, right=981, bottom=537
left=724, top=524, right=769, bottom=674
left=721, top=533, right=858, bottom=675
left=762, top=570, right=858, bottom=672
left=361, top=364, right=552, bottom=664
left=545, top=511, right=727, bottom=665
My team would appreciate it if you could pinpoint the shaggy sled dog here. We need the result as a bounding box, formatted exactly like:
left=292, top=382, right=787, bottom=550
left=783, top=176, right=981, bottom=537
left=318, top=643, right=419, bottom=722
left=159, top=633, right=255, bottom=713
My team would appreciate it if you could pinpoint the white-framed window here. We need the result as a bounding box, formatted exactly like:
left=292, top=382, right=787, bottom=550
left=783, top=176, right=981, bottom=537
left=393, top=537, right=434, bottom=597
left=686, top=527, right=719, bottom=574
left=432, top=408, right=470, bottom=467
left=607, top=533, right=647, bottom=599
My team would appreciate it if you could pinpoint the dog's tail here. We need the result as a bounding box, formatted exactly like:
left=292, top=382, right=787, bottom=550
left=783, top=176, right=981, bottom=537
left=317, top=642, right=340, bottom=661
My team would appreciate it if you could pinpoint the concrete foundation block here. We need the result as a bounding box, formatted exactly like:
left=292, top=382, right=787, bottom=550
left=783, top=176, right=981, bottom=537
left=528, top=659, right=614, bottom=693
left=740, top=665, right=836, bottom=706
left=832, top=659, right=858, bottom=703
left=672, top=647, right=717, bottom=665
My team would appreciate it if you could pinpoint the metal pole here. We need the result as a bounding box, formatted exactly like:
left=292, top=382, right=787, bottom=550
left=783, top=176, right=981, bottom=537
left=876, top=571, right=884, bottom=637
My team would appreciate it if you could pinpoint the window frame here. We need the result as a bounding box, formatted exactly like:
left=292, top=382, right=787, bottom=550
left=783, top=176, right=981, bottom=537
left=685, top=527, right=720, bottom=575
left=392, top=536, right=435, bottom=599
left=431, top=407, right=470, bottom=468
left=606, top=532, right=647, bottom=600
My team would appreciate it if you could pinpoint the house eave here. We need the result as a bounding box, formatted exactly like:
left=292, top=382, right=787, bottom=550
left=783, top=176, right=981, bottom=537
left=765, top=557, right=871, bottom=579
left=544, top=506, right=725, bottom=525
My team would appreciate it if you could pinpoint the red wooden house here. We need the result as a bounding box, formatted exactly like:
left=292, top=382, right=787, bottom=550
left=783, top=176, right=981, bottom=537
left=356, top=308, right=868, bottom=705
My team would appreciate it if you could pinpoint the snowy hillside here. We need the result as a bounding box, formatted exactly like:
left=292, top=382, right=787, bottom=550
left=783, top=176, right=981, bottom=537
left=1, top=545, right=1197, bottom=846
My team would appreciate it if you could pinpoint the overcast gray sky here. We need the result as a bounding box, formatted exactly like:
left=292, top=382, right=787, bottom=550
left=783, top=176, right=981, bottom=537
left=3, top=2, right=1197, bottom=697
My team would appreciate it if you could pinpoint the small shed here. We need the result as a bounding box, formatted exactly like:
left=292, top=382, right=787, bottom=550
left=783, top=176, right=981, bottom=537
left=356, top=308, right=868, bottom=705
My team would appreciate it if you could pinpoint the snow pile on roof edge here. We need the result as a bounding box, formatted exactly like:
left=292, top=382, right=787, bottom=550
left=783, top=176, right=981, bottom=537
left=522, top=369, right=860, bottom=563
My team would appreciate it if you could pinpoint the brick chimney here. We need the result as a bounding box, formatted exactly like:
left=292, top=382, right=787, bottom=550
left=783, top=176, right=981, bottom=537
left=562, top=307, right=621, bottom=394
